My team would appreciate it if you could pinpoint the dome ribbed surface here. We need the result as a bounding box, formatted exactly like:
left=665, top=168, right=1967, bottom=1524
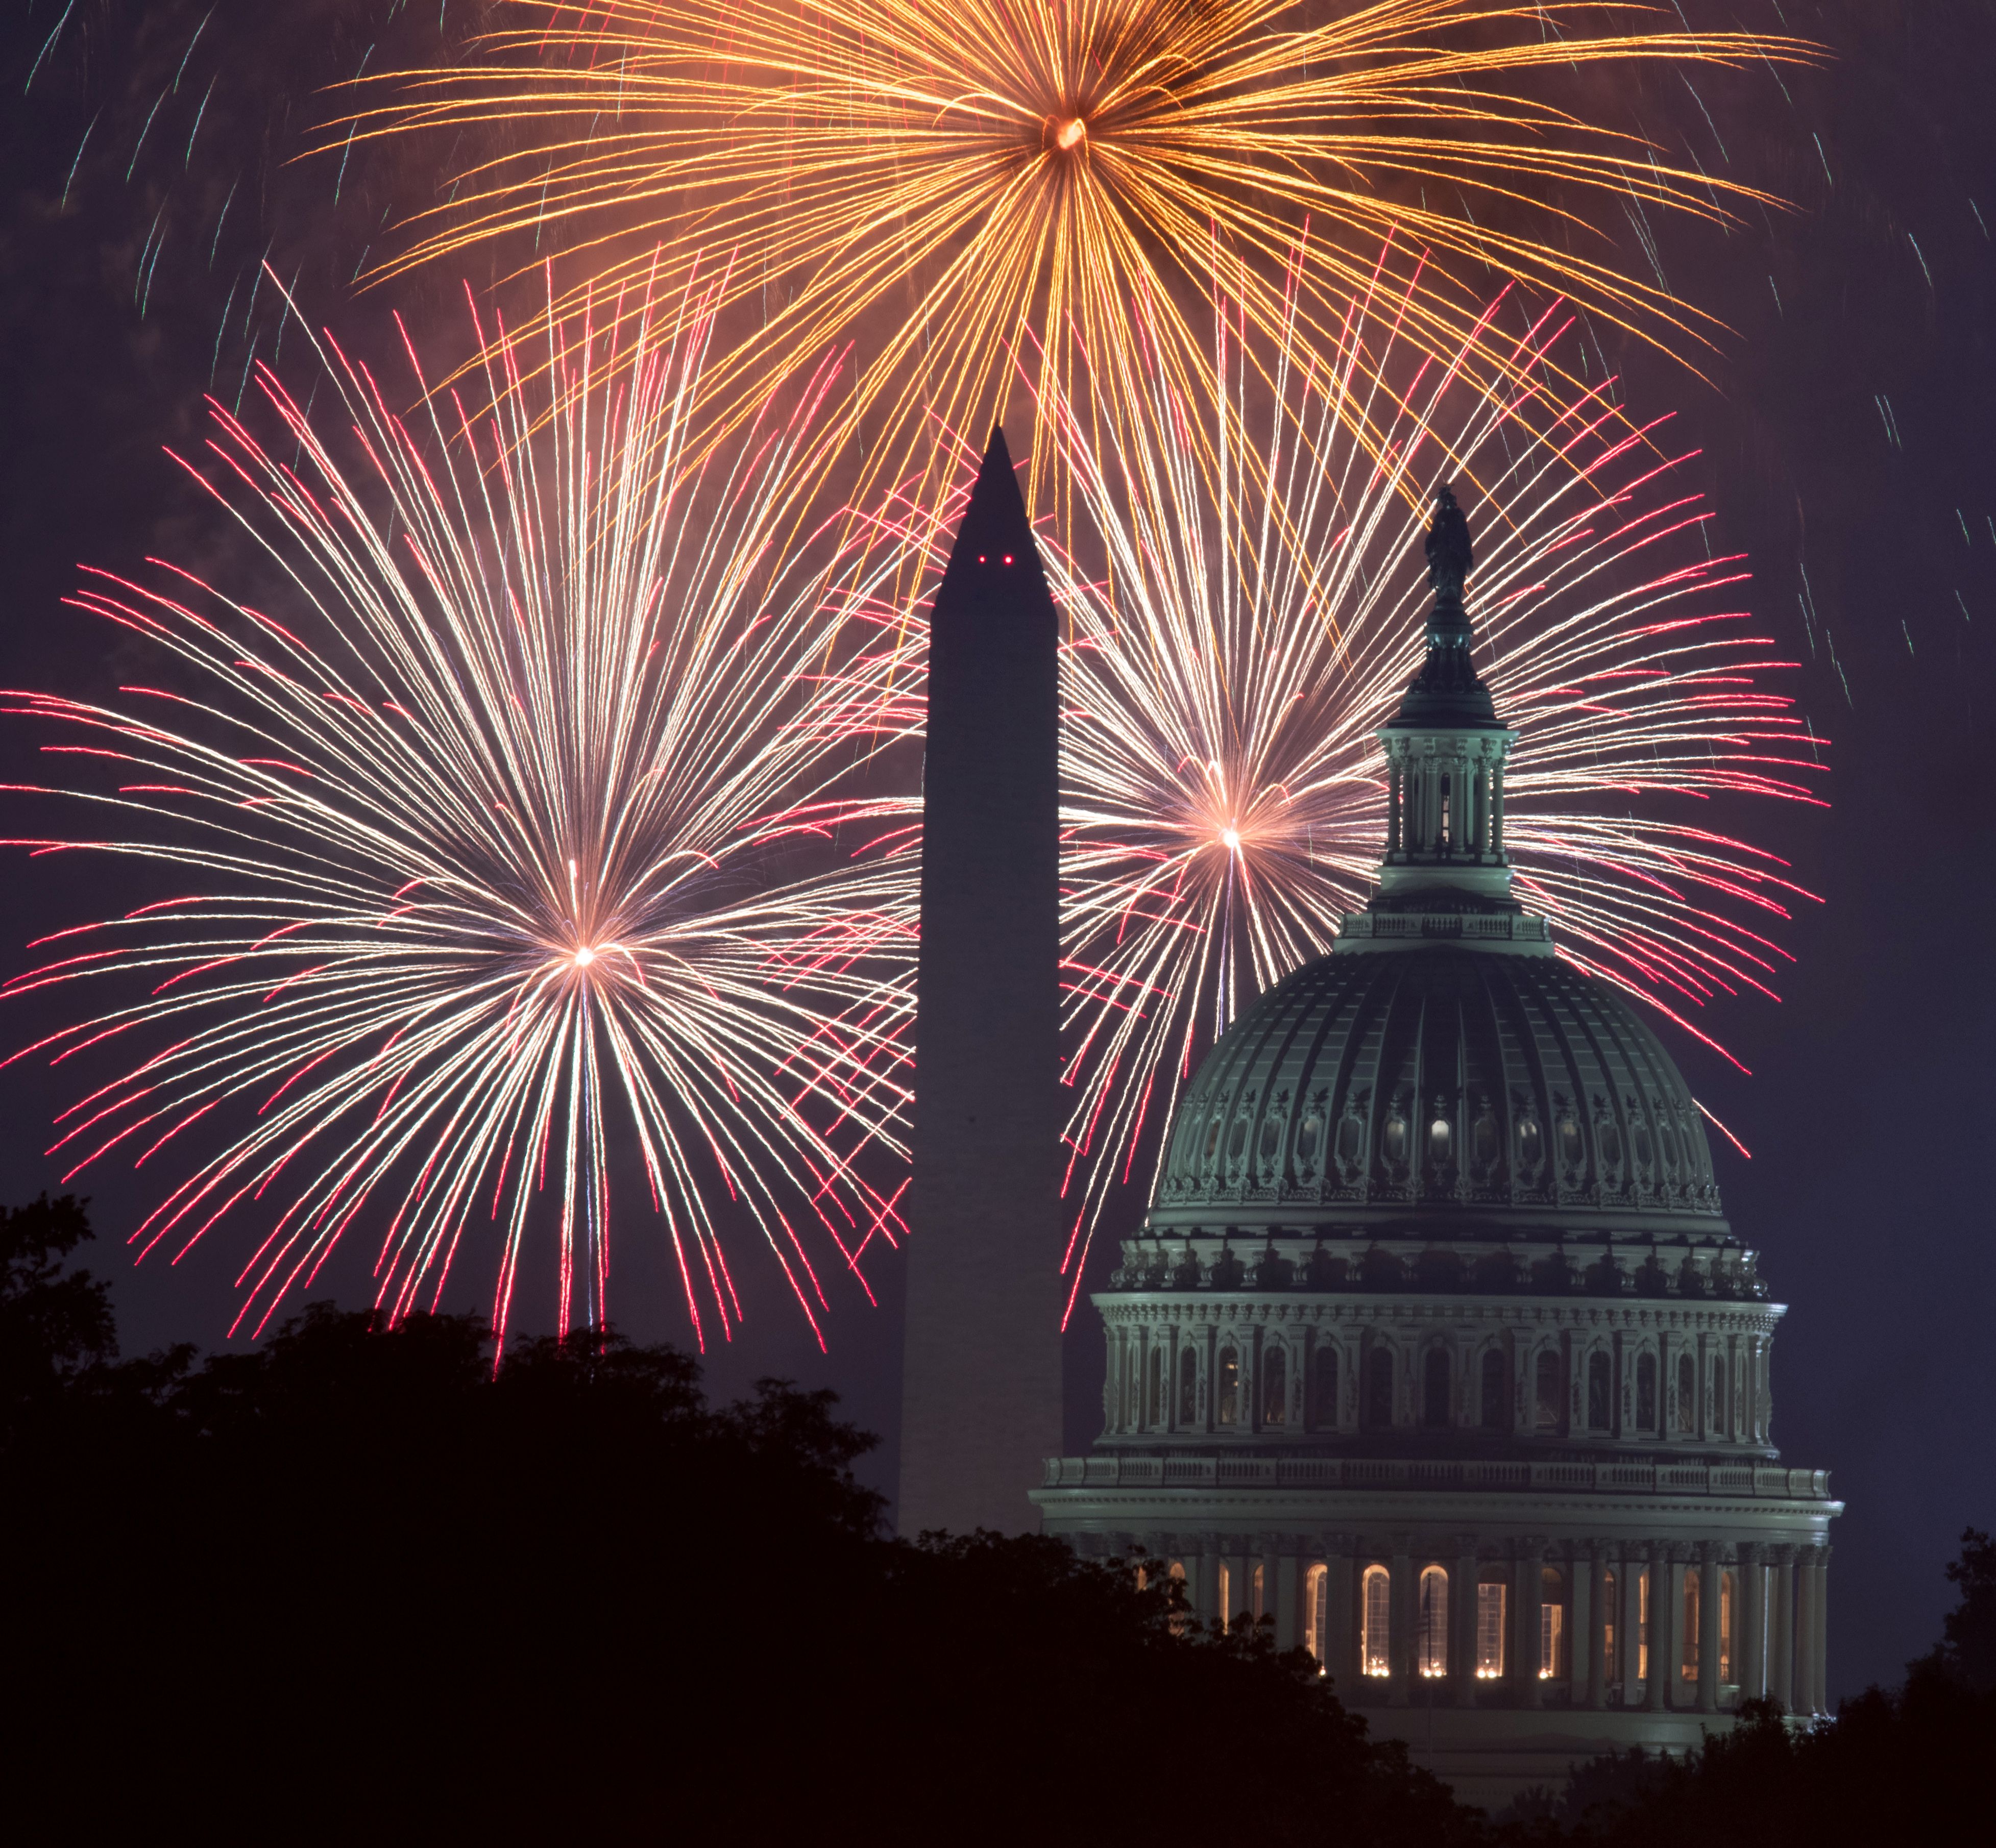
left=1152, top=948, right=1723, bottom=1237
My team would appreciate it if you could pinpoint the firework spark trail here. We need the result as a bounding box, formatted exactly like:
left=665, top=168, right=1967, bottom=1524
left=832, top=262, right=1825, bottom=1317
left=0, top=274, right=916, bottom=1350
left=339, top=0, right=1818, bottom=521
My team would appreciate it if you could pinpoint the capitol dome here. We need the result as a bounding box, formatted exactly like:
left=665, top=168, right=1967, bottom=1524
left=1153, top=943, right=1725, bottom=1241
left=1033, top=485, right=1838, bottom=1809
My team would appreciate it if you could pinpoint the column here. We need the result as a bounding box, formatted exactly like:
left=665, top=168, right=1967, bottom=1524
left=1196, top=1537, right=1221, bottom=1631
left=1794, top=1548, right=1820, bottom=1716
left=1665, top=1551, right=1690, bottom=1709
left=1274, top=1550, right=1300, bottom=1650
left=1741, top=1545, right=1767, bottom=1704
left=1517, top=1543, right=1544, bottom=1708
left=1771, top=1547, right=1797, bottom=1712
left=1697, top=1547, right=1722, bottom=1714
left=1811, top=1546, right=1831, bottom=1716
left=1389, top=1545, right=1415, bottom=1707
left=1587, top=1544, right=1609, bottom=1709
left=1327, top=1542, right=1356, bottom=1691
left=1644, top=1550, right=1669, bottom=1711
left=1622, top=1550, right=1647, bottom=1708
left=1452, top=1543, right=1480, bottom=1706
left=1570, top=1553, right=1593, bottom=1706
left=1491, top=760, right=1506, bottom=852
left=1386, top=757, right=1402, bottom=856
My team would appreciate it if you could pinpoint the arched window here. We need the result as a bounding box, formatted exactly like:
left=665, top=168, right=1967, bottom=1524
left=1540, top=1566, right=1566, bottom=1680
left=1712, top=1353, right=1729, bottom=1437
left=1304, top=1563, right=1329, bottom=1668
left=1217, top=1347, right=1239, bottom=1426
left=1313, top=1347, right=1339, bottom=1427
left=1262, top=1345, right=1288, bottom=1426
left=1423, top=1347, right=1451, bottom=1428
left=1334, top=1113, right=1362, bottom=1166
left=1475, top=1578, right=1507, bottom=1678
left=1558, top=1114, right=1584, bottom=1168
left=1637, top=1352, right=1658, bottom=1433
left=1675, top=1353, right=1696, bottom=1433
left=1681, top=1569, right=1701, bottom=1681
left=1382, top=1114, right=1408, bottom=1166
left=1147, top=1345, right=1165, bottom=1426
left=1218, top=1561, right=1232, bottom=1634
left=1361, top=1565, right=1392, bottom=1677
left=1366, top=1347, right=1394, bottom=1428
left=1178, top=1348, right=1198, bottom=1425
left=1588, top=1351, right=1613, bottom=1432
left=1602, top=1568, right=1620, bottom=1685
left=1637, top=1566, right=1651, bottom=1683
left=1720, top=1570, right=1736, bottom=1685
left=1481, top=1349, right=1509, bottom=1431
left=1428, top=1114, right=1452, bottom=1166
left=1297, top=1108, right=1324, bottom=1165
left=1418, top=1566, right=1450, bottom=1678
left=1535, top=1350, right=1562, bottom=1432
left=1517, top=1117, right=1543, bottom=1170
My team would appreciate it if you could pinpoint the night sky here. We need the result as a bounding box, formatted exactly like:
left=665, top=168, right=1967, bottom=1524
left=4, top=1, right=1992, bottom=1703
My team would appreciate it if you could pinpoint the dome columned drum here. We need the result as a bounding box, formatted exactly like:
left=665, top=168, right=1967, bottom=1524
left=1029, top=487, right=1838, bottom=1813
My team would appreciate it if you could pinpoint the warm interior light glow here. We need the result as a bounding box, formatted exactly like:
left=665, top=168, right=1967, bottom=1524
left=1053, top=116, right=1086, bottom=151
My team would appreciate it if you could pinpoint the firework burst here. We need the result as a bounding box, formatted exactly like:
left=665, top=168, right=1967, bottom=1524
left=1, top=279, right=913, bottom=1349
left=344, top=0, right=1815, bottom=519
left=841, top=263, right=1824, bottom=1312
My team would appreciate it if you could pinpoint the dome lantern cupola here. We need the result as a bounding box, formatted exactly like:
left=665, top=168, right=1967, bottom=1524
left=1343, top=484, right=1551, bottom=951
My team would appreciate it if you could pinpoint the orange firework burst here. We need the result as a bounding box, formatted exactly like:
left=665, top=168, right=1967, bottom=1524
left=342, top=1, right=1816, bottom=517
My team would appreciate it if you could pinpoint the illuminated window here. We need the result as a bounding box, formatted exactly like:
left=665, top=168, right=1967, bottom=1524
left=1428, top=1114, right=1452, bottom=1166
left=1682, top=1568, right=1701, bottom=1681
left=1361, top=1566, right=1392, bottom=1677
left=1382, top=1114, right=1407, bottom=1166
left=1313, top=1347, right=1338, bottom=1426
left=1720, top=1570, right=1735, bottom=1684
left=1558, top=1114, right=1584, bottom=1168
left=1297, top=1109, right=1324, bottom=1165
left=1476, top=1582, right=1507, bottom=1678
left=1637, top=1352, right=1658, bottom=1433
left=1481, top=1349, right=1509, bottom=1430
left=1218, top=1562, right=1232, bottom=1634
left=1588, top=1351, right=1613, bottom=1431
left=1262, top=1345, right=1287, bottom=1426
left=1540, top=1567, right=1566, bottom=1680
left=1602, top=1568, right=1620, bottom=1684
left=1179, top=1348, right=1198, bottom=1424
left=1146, top=1345, right=1164, bottom=1426
left=1638, top=1568, right=1650, bottom=1682
left=1675, top=1354, right=1696, bottom=1434
left=1252, top=1562, right=1265, bottom=1622
left=1517, top=1117, right=1543, bottom=1169
left=1418, top=1567, right=1450, bottom=1678
left=1304, top=1563, right=1328, bottom=1667
left=1423, top=1347, right=1451, bottom=1428
left=1218, top=1348, right=1239, bottom=1425
left=1535, top=1350, right=1561, bottom=1432
left=1366, top=1348, right=1394, bottom=1427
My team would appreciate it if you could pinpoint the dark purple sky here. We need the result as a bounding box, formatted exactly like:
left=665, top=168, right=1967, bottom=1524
left=3, top=1, right=1991, bottom=1701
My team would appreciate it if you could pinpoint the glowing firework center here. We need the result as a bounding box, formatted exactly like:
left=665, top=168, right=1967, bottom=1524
left=1032, top=490, right=1840, bottom=1809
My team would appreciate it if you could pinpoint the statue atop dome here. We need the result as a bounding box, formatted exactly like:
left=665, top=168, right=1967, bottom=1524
left=1425, top=481, right=1474, bottom=605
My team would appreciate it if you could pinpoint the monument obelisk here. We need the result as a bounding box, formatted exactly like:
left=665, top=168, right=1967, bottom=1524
left=897, top=427, right=1064, bottom=1535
